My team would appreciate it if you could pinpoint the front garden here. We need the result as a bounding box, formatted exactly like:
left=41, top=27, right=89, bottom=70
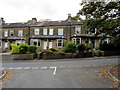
left=10, top=40, right=120, bottom=60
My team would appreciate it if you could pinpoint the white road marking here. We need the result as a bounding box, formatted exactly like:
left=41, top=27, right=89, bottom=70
left=85, top=65, right=91, bottom=67
left=53, top=67, right=57, bottom=75
left=76, top=66, right=82, bottom=67
left=59, top=66, right=66, bottom=68
left=8, top=67, right=14, bottom=69
left=68, top=66, right=74, bottom=68
left=15, top=67, right=23, bottom=70
left=41, top=67, right=48, bottom=69
left=92, top=65, right=98, bottom=67
left=23, top=67, right=31, bottom=70
left=32, top=67, right=39, bottom=69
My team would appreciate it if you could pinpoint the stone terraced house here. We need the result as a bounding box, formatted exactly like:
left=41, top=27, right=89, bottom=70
left=0, top=16, right=106, bottom=53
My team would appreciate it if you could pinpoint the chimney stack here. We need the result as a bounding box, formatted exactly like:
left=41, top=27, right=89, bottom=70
left=67, top=13, right=72, bottom=21
left=32, top=18, right=37, bottom=23
left=0, top=17, right=5, bottom=25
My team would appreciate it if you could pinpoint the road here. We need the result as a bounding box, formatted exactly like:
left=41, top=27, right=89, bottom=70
left=1, top=56, right=120, bottom=88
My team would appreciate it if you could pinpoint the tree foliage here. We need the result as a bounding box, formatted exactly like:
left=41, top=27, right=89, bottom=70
left=78, top=1, right=120, bottom=38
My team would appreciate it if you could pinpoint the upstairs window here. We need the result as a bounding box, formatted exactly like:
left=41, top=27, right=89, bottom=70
left=34, top=28, right=39, bottom=35
left=75, top=27, right=81, bottom=34
left=4, top=31, right=8, bottom=37
left=10, top=30, right=14, bottom=36
left=49, top=28, right=54, bottom=35
left=58, top=28, right=63, bottom=35
left=18, top=30, right=23, bottom=37
left=43, top=28, right=47, bottom=35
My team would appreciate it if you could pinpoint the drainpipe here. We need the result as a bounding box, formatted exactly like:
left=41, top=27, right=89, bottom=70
left=28, top=27, right=30, bottom=45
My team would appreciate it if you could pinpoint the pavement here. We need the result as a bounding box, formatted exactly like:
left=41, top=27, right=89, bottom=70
left=1, top=56, right=120, bottom=88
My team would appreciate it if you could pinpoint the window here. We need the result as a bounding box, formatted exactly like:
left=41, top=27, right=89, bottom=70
left=76, top=38, right=80, bottom=45
left=49, top=28, right=54, bottom=35
left=18, top=30, right=23, bottom=37
left=43, top=28, right=47, bottom=35
left=4, top=31, right=8, bottom=37
left=58, top=28, right=63, bottom=35
left=57, top=40, right=63, bottom=48
left=0, top=42, right=1, bottom=47
left=33, top=39, right=41, bottom=47
left=34, top=28, right=39, bottom=35
left=4, top=42, right=8, bottom=48
left=75, top=27, right=81, bottom=34
left=10, top=30, right=14, bottom=36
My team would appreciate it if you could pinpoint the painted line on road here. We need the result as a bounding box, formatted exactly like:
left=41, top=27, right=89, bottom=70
left=23, top=67, right=31, bottom=70
left=85, top=65, right=91, bottom=67
left=15, top=67, right=23, bottom=70
left=59, top=66, right=66, bottom=68
left=8, top=67, right=15, bottom=70
left=41, top=67, right=48, bottom=70
left=53, top=67, right=57, bottom=75
left=67, top=66, right=74, bottom=68
left=31, top=67, right=39, bottom=69
left=92, top=65, right=98, bottom=67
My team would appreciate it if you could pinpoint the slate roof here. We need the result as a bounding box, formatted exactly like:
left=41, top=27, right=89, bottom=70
left=0, top=20, right=82, bottom=28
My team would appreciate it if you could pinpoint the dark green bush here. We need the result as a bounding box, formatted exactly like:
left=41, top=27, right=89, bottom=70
left=29, top=45, right=37, bottom=54
left=77, top=43, right=85, bottom=52
left=85, top=43, right=93, bottom=51
left=19, top=44, right=29, bottom=54
left=49, top=48, right=57, bottom=52
left=63, top=41, right=77, bottom=53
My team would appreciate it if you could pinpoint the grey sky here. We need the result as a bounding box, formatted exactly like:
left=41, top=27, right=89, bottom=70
left=0, top=0, right=82, bottom=23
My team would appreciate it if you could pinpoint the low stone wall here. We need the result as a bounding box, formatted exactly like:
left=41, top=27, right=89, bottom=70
left=43, top=53, right=65, bottom=60
left=101, top=50, right=120, bottom=56
left=12, top=54, right=34, bottom=60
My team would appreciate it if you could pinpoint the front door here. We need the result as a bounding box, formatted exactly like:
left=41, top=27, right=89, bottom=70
left=92, top=40, right=95, bottom=48
left=44, top=41, right=47, bottom=50
left=49, top=41, right=52, bottom=49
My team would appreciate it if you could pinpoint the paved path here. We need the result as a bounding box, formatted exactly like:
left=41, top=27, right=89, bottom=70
left=1, top=57, right=120, bottom=88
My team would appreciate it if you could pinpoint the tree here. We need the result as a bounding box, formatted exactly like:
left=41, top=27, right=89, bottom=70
left=78, top=1, right=120, bottom=39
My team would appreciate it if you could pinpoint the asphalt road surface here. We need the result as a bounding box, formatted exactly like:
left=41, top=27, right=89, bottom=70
left=1, top=56, right=120, bottom=88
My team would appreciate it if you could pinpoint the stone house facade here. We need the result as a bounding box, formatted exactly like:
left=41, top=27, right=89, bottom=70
left=0, top=17, right=104, bottom=52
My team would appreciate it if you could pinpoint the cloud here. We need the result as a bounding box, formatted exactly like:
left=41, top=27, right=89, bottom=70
left=0, top=0, right=81, bottom=23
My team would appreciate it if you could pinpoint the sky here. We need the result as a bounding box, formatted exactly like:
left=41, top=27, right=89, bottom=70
left=0, top=0, right=83, bottom=23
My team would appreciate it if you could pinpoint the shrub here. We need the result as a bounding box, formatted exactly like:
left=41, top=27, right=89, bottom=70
left=43, top=50, right=53, bottom=55
left=29, top=45, right=37, bottom=54
left=77, top=43, right=85, bottom=52
left=19, top=44, right=29, bottom=54
left=63, top=41, right=77, bottom=53
left=49, top=48, right=57, bottom=52
left=10, top=44, right=20, bottom=54
left=85, top=43, right=93, bottom=51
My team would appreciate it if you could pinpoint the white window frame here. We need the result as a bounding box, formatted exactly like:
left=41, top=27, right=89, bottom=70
left=43, top=28, right=47, bottom=35
left=57, top=39, right=63, bottom=48
left=4, top=42, right=8, bottom=48
left=10, top=30, right=14, bottom=36
left=34, top=28, right=39, bottom=35
left=18, top=30, right=23, bottom=37
left=32, top=39, right=41, bottom=47
left=58, top=28, right=63, bottom=35
left=49, top=28, right=54, bottom=35
left=4, top=31, right=8, bottom=37
left=75, top=27, right=81, bottom=34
